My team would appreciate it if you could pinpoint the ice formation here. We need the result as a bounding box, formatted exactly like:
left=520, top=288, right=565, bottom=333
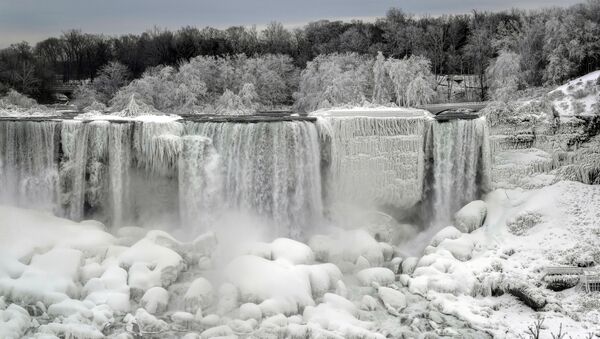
left=0, top=118, right=323, bottom=237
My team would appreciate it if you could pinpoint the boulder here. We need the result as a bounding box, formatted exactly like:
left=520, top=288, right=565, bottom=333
left=454, top=200, right=487, bottom=233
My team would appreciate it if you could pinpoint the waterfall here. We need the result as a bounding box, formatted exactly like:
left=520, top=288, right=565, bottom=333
left=60, top=121, right=90, bottom=220
left=108, top=123, right=132, bottom=227
left=319, top=116, right=426, bottom=215
left=185, top=121, right=323, bottom=238
left=0, top=121, right=59, bottom=211
left=178, top=136, right=222, bottom=231
left=0, top=118, right=322, bottom=238
left=424, top=118, right=491, bottom=226
left=0, top=114, right=491, bottom=239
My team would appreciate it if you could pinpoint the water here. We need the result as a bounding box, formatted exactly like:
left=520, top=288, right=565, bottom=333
left=0, top=119, right=323, bottom=238
left=424, top=118, right=491, bottom=226
left=0, top=116, right=491, bottom=239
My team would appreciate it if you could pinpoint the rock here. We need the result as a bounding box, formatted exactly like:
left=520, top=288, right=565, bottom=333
left=140, top=287, right=169, bottom=314
left=430, top=226, right=463, bottom=247
left=453, top=200, right=487, bottom=233
left=401, top=257, right=418, bottom=275
left=271, top=238, right=314, bottom=265
left=200, top=325, right=234, bottom=339
left=356, top=267, right=395, bottom=286
left=184, top=278, right=214, bottom=313
left=377, top=286, right=406, bottom=315
left=544, top=274, right=580, bottom=291
left=239, top=303, right=262, bottom=321
left=502, top=278, right=547, bottom=310
left=171, top=311, right=194, bottom=329
left=360, top=295, right=379, bottom=311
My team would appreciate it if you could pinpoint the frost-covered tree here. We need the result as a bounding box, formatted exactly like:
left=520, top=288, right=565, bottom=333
left=406, top=75, right=436, bottom=106
left=386, top=55, right=435, bottom=107
left=294, top=53, right=372, bottom=112
left=486, top=50, right=522, bottom=101
left=93, top=62, right=131, bottom=102
left=372, top=51, right=391, bottom=104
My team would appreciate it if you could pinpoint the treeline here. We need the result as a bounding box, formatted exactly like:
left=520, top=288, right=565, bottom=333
left=0, top=1, right=599, bottom=103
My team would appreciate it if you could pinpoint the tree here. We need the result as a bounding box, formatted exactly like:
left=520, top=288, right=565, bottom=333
left=486, top=50, right=522, bottom=101
left=464, top=26, right=494, bottom=99
left=372, top=51, right=391, bottom=104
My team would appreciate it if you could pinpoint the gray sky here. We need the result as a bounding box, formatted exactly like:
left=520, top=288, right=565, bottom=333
left=0, top=0, right=582, bottom=48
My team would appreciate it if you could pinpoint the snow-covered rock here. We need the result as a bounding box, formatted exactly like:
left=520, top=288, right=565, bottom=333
left=140, top=287, right=169, bottom=314
left=377, top=286, right=406, bottom=315
left=356, top=267, right=395, bottom=286
left=271, top=238, right=314, bottom=264
left=184, top=277, right=214, bottom=313
left=453, top=200, right=487, bottom=233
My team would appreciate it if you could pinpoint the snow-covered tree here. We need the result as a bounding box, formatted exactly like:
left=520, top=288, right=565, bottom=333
left=372, top=51, right=391, bottom=104
left=386, top=55, right=435, bottom=107
left=486, top=50, right=522, bottom=101
left=406, top=75, right=436, bottom=106
left=294, top=53, right=372, bottom=112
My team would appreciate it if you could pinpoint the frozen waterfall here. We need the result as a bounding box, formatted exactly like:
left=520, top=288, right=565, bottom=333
left=0, top=118, right=323, bottom=238
left=0, top=113, right=492, bottom=239
left=423, top=118, right=492, bottom=226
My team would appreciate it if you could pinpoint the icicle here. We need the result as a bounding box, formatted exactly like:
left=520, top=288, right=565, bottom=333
left=323, top=116, right=426, bottom=211
left=133, top=121, right=183, bottom=176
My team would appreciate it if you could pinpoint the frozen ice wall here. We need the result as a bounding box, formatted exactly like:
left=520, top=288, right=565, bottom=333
left=317, top=113, right=427, bottom=217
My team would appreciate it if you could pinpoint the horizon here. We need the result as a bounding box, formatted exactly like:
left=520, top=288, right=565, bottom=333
left=0, top=0, right=582, bottom=48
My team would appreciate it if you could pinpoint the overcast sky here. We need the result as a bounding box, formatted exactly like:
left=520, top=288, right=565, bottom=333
left=0, top=0, right=582, bottom=48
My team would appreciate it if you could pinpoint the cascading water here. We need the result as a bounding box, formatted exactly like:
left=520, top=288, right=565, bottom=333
left=108, top=123, right=132, bottom=227
left=0, top=121, right=59, bottom=211
left=423, top=118, right=492, bottom=226
left=0, top=118, right=323, bottom=238
left=0, top=113, right=491, bottom=240
left=184, top=121, right=323, bottom=238
left=178, top=136, right=222, bottom=232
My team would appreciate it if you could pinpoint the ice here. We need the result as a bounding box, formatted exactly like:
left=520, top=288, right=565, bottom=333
left=355, top=267, right=395, bottom=286
left=0, top=304, right=31, bottom=339
left=184, top=277, right=215, bottom=313
left=239, top=302, right=262, bottom=321
left=271, top=238, right=315, bottom=265
left=226, top=255, right=314, bottom=315
left=453, top=200, right=488, bottom=233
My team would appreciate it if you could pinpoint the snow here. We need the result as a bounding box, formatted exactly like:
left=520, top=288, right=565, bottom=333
left=453, top=200, right=488, bottom=233
left=355, top=267, right=395, bottom=286
left=549, top=70, right=600, bottom=117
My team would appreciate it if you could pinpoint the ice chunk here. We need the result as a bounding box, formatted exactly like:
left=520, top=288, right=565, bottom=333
left=140, top=287, right=169, bottom=314
left=356, top=267, right=395, bottom=286
left=271, top=238, right=314, bottom=265
left=453, top=200, right=487, bottom=233
left=184, top=277, right=214, bottom=313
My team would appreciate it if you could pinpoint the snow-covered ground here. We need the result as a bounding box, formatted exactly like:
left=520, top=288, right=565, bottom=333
left=1, top=177, right=600, bottom=338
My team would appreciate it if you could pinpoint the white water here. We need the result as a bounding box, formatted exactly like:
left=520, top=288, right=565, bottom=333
left=0, top=116, right=491, bottom=238
left=185, top=121, right=323, bottom=238
left=0, top=121, right=59, bottom=211
left=0, top=119, right=323, bottom=238
left=178, top=135, right=222, bottom=232
left=427, top=118, right=491, bottom=226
